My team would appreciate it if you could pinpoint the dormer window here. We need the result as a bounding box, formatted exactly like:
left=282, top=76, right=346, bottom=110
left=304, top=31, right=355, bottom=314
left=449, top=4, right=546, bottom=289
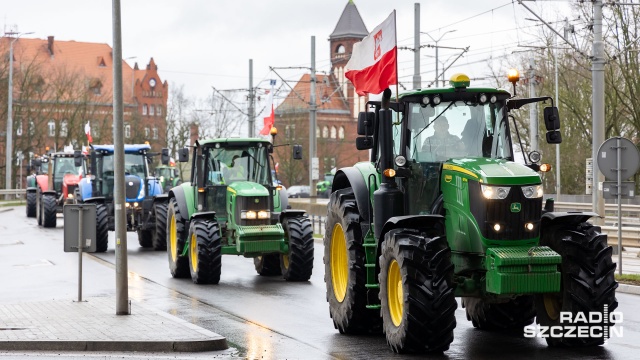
left=89, top=78, right=102, bottom=95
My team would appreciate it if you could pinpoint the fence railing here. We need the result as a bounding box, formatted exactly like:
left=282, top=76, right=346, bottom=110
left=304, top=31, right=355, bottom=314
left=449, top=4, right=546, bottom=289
left=0, top=189, right=26, bottom=199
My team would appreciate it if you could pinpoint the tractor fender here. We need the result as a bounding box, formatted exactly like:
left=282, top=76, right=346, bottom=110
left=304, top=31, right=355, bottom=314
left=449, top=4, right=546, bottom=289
left=332, top=167, right=371, bottom=226
left=541, top=211, right=601, bottom=228
left=169, top=186, right=190, bottom=220
left=379, top=215, right=445, bottom=244
left=278, top=209, right=306, bottom=223
left=36, top=175, right=49, bottom=192
left=80, top=196, right=106, bottom=204
left=42, top=190, right=57, bottom=197
left=191, top=211, right=217, bottom=221
left=152, top=193, right=169, bottom=204
left=26, top=187, right=37, bottom=193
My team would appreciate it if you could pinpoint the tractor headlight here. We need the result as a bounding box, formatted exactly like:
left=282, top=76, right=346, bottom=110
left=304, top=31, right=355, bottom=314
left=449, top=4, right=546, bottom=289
left=241, top=211, right=257, bottom=220
left=257, top=211, right=270, bottom=219
left=479, top=93, right=488, bottom=104
left=522, top=185, right=544, bottom=199
left=481, top=184, right=511, bottom=200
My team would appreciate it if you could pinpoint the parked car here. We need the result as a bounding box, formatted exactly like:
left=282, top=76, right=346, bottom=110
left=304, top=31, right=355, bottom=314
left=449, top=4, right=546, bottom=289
left=287, top=185, right=310, bottom=198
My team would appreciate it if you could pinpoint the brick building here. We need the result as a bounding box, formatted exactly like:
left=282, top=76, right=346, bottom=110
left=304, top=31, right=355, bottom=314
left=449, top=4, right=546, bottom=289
left=0, top=35, right=168, bottom=189
left=272, top=0, right=370, bottom=187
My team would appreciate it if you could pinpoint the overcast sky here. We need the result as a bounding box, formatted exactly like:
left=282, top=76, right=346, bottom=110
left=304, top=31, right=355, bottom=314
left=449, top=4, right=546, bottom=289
left=3, top=0, right=575, bottom=117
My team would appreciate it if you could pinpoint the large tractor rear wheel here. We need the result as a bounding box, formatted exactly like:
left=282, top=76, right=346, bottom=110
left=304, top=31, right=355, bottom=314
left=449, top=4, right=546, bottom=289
left=153, top=202, right=168, bottom=251
left=188, top=219, right=222, bottom=284
left=535, top=221, right=618, bottom=347
left=324, top=188, right=380, bottom=334
left=26, top=191, right=36, bottom=218
left=462, top=296, right=535, bottom=330
left=167, top=198, right=189, bottom=278
left=95, top=203, right=109, bottom=252
left=379, top=230, right=457, bottom=354
left=281, top=215, right=314, bottom=281
left=254, top=254, right=281, bottom=276
left=42, top=194, right=58, bottom=228
left=137, top=229, right=153, bottom=248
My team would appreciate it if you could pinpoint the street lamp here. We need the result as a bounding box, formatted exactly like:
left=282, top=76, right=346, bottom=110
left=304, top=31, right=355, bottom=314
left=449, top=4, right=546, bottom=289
left=5, top=31, right=33, bottom=199
left=424, top=30, right=456, bottom=86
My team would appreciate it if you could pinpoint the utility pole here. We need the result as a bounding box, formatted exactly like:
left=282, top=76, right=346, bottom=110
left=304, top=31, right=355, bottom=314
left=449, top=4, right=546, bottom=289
left=248, top=59, right=255, bottom=137
left=112, top=0, right=129, bottom=315
left=309, top=36, right=318, bottom=197
left=528, top=57, right=538, bottom=152
left=592, top=0, right=605, bottom=221
left=413, top=3, right=421, bottom=90
left=426, top=30, right=456, bottom=87
left=555, top=24, right=562, bottom=199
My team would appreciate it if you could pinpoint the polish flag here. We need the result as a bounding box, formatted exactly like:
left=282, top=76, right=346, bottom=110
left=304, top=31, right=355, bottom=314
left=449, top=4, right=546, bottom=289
left=345, top=11, right=397, bottom=96
left=84, top=121, right=93, bottom=143
left=260, top=82, right=276, bottom=136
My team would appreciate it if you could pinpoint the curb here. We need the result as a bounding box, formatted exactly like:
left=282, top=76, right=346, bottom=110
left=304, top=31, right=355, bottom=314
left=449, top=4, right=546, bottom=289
left=617, top=283, right=640, bottom=295
left=0, top=339, right=227, bottom=352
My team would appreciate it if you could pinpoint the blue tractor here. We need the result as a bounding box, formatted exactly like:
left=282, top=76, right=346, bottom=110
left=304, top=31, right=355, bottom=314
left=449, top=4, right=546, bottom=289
left=77, top=144, right=167, bottom=252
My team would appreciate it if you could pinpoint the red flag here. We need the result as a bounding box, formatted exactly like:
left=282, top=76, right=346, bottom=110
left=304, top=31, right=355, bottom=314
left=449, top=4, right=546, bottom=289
left=84, top=121, right=93, bottom=143
left=259, top=104, right=275, bottom=135
left=345, top=11, right=397, bottom=96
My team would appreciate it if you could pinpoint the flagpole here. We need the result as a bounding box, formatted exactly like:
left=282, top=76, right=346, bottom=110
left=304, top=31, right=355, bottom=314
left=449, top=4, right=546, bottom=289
left=394, top=10, right=399, bottom=102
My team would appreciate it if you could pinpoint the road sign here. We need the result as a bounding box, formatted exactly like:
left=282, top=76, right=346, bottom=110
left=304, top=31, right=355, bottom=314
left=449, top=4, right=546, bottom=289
left=603, top=181, right=635, bottom=199
left=64, top=204, right=97, bottom=253
left=597, top=137, right=640, bottom=181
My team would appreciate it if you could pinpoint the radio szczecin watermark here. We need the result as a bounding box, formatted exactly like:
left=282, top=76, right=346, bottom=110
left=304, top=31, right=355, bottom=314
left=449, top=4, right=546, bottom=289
left=524, top=305, right=623, bottom=339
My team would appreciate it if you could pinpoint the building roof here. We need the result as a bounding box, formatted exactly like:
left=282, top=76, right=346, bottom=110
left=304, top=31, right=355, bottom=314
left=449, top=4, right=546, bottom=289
left=329, top=1, right=368, bottom=40
left=2, top=36, right=146, bottom=104
left=276, top=74, right=350, bottom=115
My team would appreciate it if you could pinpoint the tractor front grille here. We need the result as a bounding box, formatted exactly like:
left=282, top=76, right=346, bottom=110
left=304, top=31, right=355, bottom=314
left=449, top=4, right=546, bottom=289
left=468, top=180, right=542, bottom=240
left=125, top=175, right=142, bottom=200
left=236, top=195, right=271, bottom=226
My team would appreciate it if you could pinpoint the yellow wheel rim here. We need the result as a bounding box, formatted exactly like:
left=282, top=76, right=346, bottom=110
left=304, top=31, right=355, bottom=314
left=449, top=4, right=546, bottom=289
left=170, top=214, right=177, bottom=262
left=543, top=293, right=561, bottom=321
left=282, top=254, right=289, bottom=270
left=190, top=232, right=198, bottom=272
left=388, top=259, right=403, bottom=327
left=330, top=223, right=348, bottom=303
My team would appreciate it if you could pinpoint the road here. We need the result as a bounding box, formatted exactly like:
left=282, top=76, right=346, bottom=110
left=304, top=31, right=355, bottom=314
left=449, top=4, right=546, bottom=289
left=1, top=205, right=640, bottom=359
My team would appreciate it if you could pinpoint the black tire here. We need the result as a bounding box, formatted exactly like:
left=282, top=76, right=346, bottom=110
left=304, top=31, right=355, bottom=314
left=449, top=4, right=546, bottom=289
left=42, top=194, right=58, bottom=228
left=462, top=296, right=535, bottom=330
left=26, top=191, right=36, bottom=218
left=36, top=189, right=43, bottom=226
left=153, top=202, right=168, bottom=251
left=379, top=230, right=457, bottom=354
left=281, top=215, right=314, bottom=281
left=137, top=229, right=153, bottom=248
left=254, top=254, right=282, bottom=276
left=95, top=203, right=109, bottom=252
left=166, top=197, right=189, bottom=278
left=535, top=221, right=618, bottom=347
left=188, top=219, right=222, bottom=284
left=324, top=188, right=380, bottom=334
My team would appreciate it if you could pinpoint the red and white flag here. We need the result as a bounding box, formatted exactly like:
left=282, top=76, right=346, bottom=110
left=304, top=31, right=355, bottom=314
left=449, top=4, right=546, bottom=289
left=345, top=11, right=397, bottom=96
left=260, top=82, right=276, bottom=135
left=84, top=121, right=93, bottom=143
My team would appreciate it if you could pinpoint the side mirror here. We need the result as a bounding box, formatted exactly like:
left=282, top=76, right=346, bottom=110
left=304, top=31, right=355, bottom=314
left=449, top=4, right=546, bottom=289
left=178, top=148, right=189, bottom=162
left=546, top=131, right=562, bottom=144
left=543, top=106, right=560, bottom=130
left=357, top=111, right=375, bottom=135
left=356, top=136, right=374, bottom=150
left=73, top=150, right=83, bottom=167
left=161, top=148, right=170, bottom=165
left=292, top=145, right=303, bottom=160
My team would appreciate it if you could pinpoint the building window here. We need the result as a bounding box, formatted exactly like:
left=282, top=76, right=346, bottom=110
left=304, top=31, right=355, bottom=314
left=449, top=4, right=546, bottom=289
left=339, top=126, right=345, bottom=139
left=16, top=119, right=22, bottom=137
left=337, top=44, right=345, bottom=54
left=330, top=126, right=337, bottom=139
left=316, top=126, right=320, bottom=138
left=60, top=120, right=68, bottom=137
left=124, top=124, right=131, bottom=138
left=144, top=127, right=150, bottom=138
left=285, top=125, right=290, bottom=139
left=48, top=120, right=55, bottom=137
left=153, top=127, right=158, bottom=140
left=29, top=120, right=35, bottom=136
left=149, top=104, right=155, bottom=116
left=143, top=104, right=148, bottom=115
left=89, top=79, right=102, bottom=95
left=156, top=105, right=162, bottom=116
left=322, top=126, right=329, bottom=138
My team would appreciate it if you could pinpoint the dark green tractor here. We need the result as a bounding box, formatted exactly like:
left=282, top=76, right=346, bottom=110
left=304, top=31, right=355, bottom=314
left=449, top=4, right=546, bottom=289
left=324, top=73, right=617, bottom=353
left=155, top=165, right=182, bottom=193
left=166, top=137, right=314, bottom=284
left=316, top=172, right=334, bottom=198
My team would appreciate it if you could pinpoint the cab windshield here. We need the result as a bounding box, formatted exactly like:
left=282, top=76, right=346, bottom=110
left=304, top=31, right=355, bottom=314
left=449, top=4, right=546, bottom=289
left=203, top=145, right=272, bottom=187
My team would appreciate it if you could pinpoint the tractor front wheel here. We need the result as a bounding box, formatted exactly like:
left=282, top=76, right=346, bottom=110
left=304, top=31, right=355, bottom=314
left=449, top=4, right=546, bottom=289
left=535, top=221, right=618, bottom=347
left=95, top=203, right=109, bottom=252
left=26, top=191, right=36, bottom=218
left=281, top=215, right=314, bottom=281
left=36, top=189, right=43, bottom=226
left=324, top=188, right=379, bottom=334
left=462, top=296, right=535, bottom=330
left=166, top=198, right=189, bottom=278
left=379, top=230, right=457, bottom=354
left=254, top=254, right=281, bottom=276
left=188, top=219, right=222, bottom=284
left=137, top=229, right=153, bottom=248
left=153, top=202, right=168, bottom=251
left=42, top=194, right=58, bottom=228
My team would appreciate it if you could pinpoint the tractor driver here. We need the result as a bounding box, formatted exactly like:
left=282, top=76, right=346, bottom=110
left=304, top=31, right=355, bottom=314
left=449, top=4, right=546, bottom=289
left=223, top=155, right=245, bottom=181
left=421, top=116, right=464, bottom=159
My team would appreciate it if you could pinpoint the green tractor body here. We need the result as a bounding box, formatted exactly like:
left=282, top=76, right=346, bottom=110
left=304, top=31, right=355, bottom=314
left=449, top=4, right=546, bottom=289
left=324, top=74, right=617, bottom=353
left=155, top=165, right=182, bottom=193
left=166, top=137, right=313, bottom=284
left=316, top=172, right=334, bottom=198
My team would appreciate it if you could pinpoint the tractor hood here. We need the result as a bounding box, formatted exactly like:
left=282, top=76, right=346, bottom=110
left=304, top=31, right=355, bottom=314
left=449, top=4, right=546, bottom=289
left=63, top=173, right=82, bottom=186
left=446, top=158, right=541, bottom=185
left=228, top=181, right=270, bottom=197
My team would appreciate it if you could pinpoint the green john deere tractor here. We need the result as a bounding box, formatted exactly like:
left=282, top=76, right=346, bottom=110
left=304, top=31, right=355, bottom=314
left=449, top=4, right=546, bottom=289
left=316, top=172, right=334, bottom=198
left=324, top=72, right=617, bottom=353
left=155, top=165, right=182, bottom=193
left=166, top=136, right=314, bottom=284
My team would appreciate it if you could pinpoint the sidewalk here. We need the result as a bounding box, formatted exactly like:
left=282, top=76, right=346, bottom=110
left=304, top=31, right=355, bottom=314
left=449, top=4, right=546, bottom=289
left=0, top=296, right=227, bottom=352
